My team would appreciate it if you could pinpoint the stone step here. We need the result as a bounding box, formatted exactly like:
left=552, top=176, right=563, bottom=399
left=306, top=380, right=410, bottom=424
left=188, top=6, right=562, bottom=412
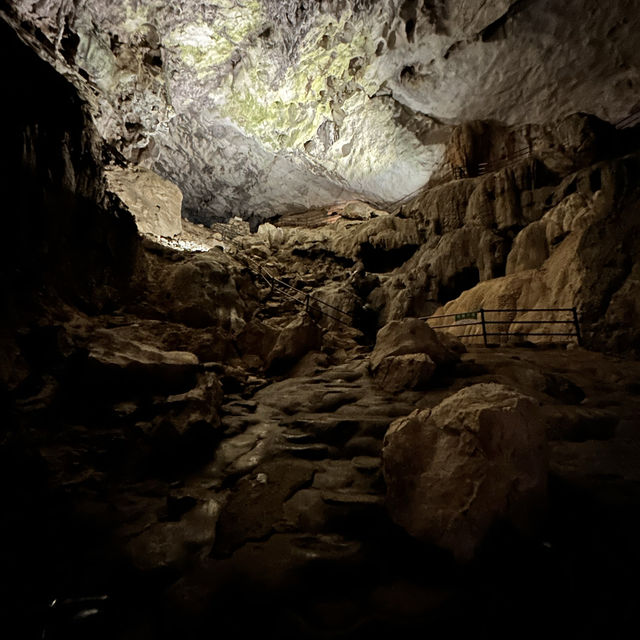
left=352, top=456, right=381, bottom=473
left=279, top=442, right=332, bottom=460
left=222, top=399, right=258, bottom=416
left=220, top=414, right=262, bottom=434
left=282, top=431, right=317, bottom=444
left=320, top=490, right=384, bottom=507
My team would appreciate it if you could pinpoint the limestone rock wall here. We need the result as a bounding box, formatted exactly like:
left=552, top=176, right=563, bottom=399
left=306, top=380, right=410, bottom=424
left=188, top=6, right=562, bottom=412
left=105, top=166, right=183, bottom=238
left=368, top=155, right=552, bottom=323
left=4, top=0, right=640, bottom=221
left=0, top=22, right=260, bottom=392
left=233, top=113, right=640, bottom=354
left=0, top=17, right=141, bottom=322
left=436, top=153, right=640, bottom=353
left=358, top=113, right=638, bottom=346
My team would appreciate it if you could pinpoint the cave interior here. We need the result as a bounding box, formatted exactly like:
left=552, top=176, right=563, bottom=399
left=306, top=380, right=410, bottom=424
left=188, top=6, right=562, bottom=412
left=1, top=2, right=640, bottom=639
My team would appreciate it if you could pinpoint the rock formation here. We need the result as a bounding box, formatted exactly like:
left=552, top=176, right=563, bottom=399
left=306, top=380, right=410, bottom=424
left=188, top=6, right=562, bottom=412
left=3, top=1, right=640, bottom=220
left=383, top=383, right=548, bottom=561
left=105, top=165, right=183, bottom=238
left=369, top=317, right=459, bottom=392
left=430, top=151, right=640, bottom=353
left=3, top=5, right=640, bottom=640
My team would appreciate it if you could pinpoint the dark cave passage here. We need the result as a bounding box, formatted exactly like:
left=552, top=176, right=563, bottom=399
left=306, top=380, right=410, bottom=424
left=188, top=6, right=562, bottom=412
left=359, top=242, right=420, bottom=273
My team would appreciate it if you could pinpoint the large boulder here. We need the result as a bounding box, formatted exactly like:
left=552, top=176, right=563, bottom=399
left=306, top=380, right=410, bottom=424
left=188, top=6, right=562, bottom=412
left=331, top=216, right=420, bottom=269
left=140, top=247, right=257, bottom=332
left=371, top=318, right=455, bottom=369
left=383, top=383, right=548, bottom=561
left=371, top=353, right=437, bottom=394
left=85, top=329, right=200, bottom=397
left=265, top=313, right=323, bottom=374
left=369, top=318, right=458, bottom=392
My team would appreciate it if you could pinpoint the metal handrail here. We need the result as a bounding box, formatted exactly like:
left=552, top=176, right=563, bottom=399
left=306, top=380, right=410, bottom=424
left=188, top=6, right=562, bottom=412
left=218, top=226, right=354, bottom=326
left=477, top=146, right=533, bottom=175
left=423, top=307, right=582, bottom=346
left=615, top=108, right=640, bottom=129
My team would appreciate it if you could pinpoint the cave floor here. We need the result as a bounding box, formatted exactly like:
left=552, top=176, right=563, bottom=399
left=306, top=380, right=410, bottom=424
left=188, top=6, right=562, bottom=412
left=4, top=321, right=640, bottom=639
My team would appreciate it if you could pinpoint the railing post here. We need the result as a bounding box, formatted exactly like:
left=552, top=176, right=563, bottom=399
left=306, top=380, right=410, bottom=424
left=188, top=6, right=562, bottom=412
left=479, top=308, right=488, bottom=347
left=572, top=307, right=583, bottom=346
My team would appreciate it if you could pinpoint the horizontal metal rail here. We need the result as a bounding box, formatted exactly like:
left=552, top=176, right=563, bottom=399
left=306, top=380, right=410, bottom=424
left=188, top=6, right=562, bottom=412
left=265, top=277, right=352, bottom=327
left=486, top=332, right=579, bottom=337
left=217, top=225, right=354, bottom=326
left=254, top=267, right=353, bottom=321
left=481, top=307, right=576, bottom=313
left=482, top=319, right=573, bottom=325
left=273, top=283, right=305, bottom=306
left=477, top=146, right=532, bottom=174
left=616, top=108, right=640, bottom=129
left=427, top=322, right=483, bottom=330
left=425, top=307, right=582, bottom=346
left=425, top=309, right=575, bottom=321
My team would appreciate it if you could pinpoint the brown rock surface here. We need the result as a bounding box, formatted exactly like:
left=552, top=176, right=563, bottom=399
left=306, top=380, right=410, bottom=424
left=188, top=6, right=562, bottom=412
left=383, top=383, right=548, bottom=561
left=106, top=165, right=183, bottom=238
left=3, top=19, right=640, bottom=638
left=86, top=328, right=199, bottom=389
left=372, top=353, right=437, bottom=394
left=432, top=153, right=640, bottom=352
left=369, top=318, right=457, bottom=392
left=137, top=242, right=258, bottom=331
left=265, top=312, right=323, bottom=373
left=370, top=318, right=454, bottom=370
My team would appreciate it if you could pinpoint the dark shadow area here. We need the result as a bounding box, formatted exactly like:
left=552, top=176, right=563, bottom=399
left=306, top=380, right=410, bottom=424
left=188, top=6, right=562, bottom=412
left=438, top=266, right=480, bottom=303
left=359, top=242, right=419, bottom=273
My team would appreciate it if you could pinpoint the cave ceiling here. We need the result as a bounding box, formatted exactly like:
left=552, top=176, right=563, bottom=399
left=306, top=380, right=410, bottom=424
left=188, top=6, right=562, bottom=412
left=3, top=0, right=639, bottom=223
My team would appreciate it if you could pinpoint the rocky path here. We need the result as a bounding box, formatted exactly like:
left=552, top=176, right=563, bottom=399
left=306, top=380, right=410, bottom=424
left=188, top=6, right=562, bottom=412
left=10, top=267, right=640, bottom=639
left=157, top=352, right=438, bottom=637
left=156, top=344, right=640, bottom=639
left=17, top=319, right=640, bottom=640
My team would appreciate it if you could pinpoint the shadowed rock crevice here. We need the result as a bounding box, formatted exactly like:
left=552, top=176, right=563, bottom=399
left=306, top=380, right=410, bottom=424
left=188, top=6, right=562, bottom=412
left=359, top=241, right=420, bottom=272
left=479, top=0, right=538, bottom=42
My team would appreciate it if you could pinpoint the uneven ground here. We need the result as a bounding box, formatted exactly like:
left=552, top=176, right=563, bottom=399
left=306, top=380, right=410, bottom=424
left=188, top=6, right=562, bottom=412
left=5, top=270, right=640, bottom=639
left=166, top=343, right=640, bottom=639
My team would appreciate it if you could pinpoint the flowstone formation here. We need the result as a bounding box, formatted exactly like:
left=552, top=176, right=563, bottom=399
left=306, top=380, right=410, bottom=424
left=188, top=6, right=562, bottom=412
left=4, top=0, right=640, bottom=221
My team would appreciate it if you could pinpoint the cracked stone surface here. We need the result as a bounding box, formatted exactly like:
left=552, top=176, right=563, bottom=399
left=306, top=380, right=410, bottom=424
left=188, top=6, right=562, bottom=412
left=4, top=0, right=640, bottom=221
